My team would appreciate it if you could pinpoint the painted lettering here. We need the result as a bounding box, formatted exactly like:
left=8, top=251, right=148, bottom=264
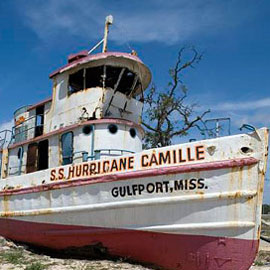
left=159, top=151, right=171, bottom=165
left=141, top=154, right=149, bottom=167
left=50, top=144, right=207, bottom=181
left=50, top=169, right=56, bottom=181
left=111, top=178, right=207, bottom=198
left=196, top=145, right=205, bottom=160
left=58, top=168, right=65, bottom=180
left=128, top=156, right=134, bottom=169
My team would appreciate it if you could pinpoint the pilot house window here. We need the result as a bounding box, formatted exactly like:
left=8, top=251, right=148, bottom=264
left=68, top=65, right=141, bottom=96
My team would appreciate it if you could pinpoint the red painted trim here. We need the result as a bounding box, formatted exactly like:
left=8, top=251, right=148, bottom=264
left=0, top=157, right=258, bottom=196
left=49, top=52, right=144, bottom=78
left=8, top=118, right=144, bottom=150
left=27, top=97, right=52, bottom=111
left=0, top=218, right=259, bottom=270
left=68, top=50, right=88, bottom=63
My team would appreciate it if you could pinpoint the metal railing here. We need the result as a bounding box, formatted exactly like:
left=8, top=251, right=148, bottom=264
left=83, top=149, right=135, bottom=161
left=63, top=149, right=135, bottom=164
left=0, top=130, right=12, bottom=149
left=8, top=164, right=26, bottom=176
left=94, top=149, right=135, bottom=158
left=11, top=114, right=44, bottom=144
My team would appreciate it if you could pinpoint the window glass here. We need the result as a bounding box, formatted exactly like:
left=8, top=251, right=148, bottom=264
left=17, top=147, right=24, bottom=175
left=69, top=69, right=84, bottom=94
left=61, top=132, right=74, bottom=165
left=105, top=66, right=122, bottom=89
left=68, top=65, right=141, bottom=97
left=85, top=66, right=104, bottom=89
left=117, top=69, right=136, bottom=95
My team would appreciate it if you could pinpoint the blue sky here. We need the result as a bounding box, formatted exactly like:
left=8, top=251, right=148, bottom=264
left=1, top=0, right=270, bottom=201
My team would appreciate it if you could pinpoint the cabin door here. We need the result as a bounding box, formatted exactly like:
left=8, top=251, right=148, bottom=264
left=26, top=143, right=38, bottom=173
left=38, top=140, right=48, bottom=170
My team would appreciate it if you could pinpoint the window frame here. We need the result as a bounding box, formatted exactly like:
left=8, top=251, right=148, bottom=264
left=61, top=131, right=74, bottom=165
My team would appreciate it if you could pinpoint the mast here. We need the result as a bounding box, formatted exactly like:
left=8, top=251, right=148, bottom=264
left=102, top=15, right=113, bottom=53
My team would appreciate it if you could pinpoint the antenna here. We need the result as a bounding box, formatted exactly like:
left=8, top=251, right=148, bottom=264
left=102, top=15, right=114, bottom=53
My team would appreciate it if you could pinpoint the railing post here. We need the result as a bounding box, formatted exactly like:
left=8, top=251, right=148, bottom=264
left=82, top=152, right=88, bottom=162
left=95, top=150, right=101, bottom=160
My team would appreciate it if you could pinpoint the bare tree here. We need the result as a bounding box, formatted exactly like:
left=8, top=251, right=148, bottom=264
left=142, top=46, right=210, bottom=148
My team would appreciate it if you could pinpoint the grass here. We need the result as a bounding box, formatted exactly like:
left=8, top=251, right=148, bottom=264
left=0, top=250, right=24, bottom=265
left=24, top=262, right=47, bottom=270
left=254, top=260, right=265, bottom=266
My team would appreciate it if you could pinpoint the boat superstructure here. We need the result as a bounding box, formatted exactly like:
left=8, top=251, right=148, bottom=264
left=0, top=16, right=268, bottom=270
left=2, top=49, right=151, bottom=178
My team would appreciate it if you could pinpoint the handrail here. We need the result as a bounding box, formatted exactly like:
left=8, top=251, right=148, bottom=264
left=71, top=149, right=136, bottom=162
left=13, top=114, right=43, bottom=129
left=11, top=114, right=44, bottom=144
left=8, top=164, right=26, bottom=176
left=95, top=148, right=135, bottom=154
left=0, top=130, right=12, bottom=149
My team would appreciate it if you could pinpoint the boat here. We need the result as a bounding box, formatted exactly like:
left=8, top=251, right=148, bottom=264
left=0, top=16, right=268, bottom=270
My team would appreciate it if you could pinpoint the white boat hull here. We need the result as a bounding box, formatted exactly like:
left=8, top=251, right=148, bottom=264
left=0, top=128, right=268, bottom=270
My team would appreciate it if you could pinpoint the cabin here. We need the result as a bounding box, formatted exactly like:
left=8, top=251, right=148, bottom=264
left=0, top=51, right=151, bottom=179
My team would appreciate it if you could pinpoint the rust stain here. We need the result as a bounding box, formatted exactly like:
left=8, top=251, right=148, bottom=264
left=234, top=191, right=241, bottom=199
left=229, top=167, right=237, bottom=192
left=44, top=190, right=53, bottom=209
left=257, top=225, right=261, bottom=239
left=3, top=195, right=9, bottom=213
left=1, top=209, right=54, bottom=218
left=238, top=166, right=243, bottom=190
left=195, top=191, right=205, bottom=200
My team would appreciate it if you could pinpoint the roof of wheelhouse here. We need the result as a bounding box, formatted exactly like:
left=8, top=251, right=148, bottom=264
left=49, top=51, right=152, bottom=90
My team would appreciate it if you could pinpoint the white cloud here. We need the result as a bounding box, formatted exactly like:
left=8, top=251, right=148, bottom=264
left=18, top=0, right=253, bottom=44
left=213, top=98, right=270, bottom=111
left=205, top=98, right=270, bottom=129
left=0, top=120, right=13, bottom=132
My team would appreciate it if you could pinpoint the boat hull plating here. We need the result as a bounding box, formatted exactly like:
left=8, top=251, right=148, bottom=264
left=0, top=219, right=258, bottom=270
left=0, top=128, right=268, bottom=270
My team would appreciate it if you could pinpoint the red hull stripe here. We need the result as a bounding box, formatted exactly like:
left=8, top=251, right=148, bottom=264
left=0, top=218, right=258, bottom=270
left=0, top=157, right=257, bottom=197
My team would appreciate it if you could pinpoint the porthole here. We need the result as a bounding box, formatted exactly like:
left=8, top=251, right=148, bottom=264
left=83, top=125, right=93, bottom=135
left=108, top=124, right=118, bottom=134
left=129, top=128, right=136, bottom=138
